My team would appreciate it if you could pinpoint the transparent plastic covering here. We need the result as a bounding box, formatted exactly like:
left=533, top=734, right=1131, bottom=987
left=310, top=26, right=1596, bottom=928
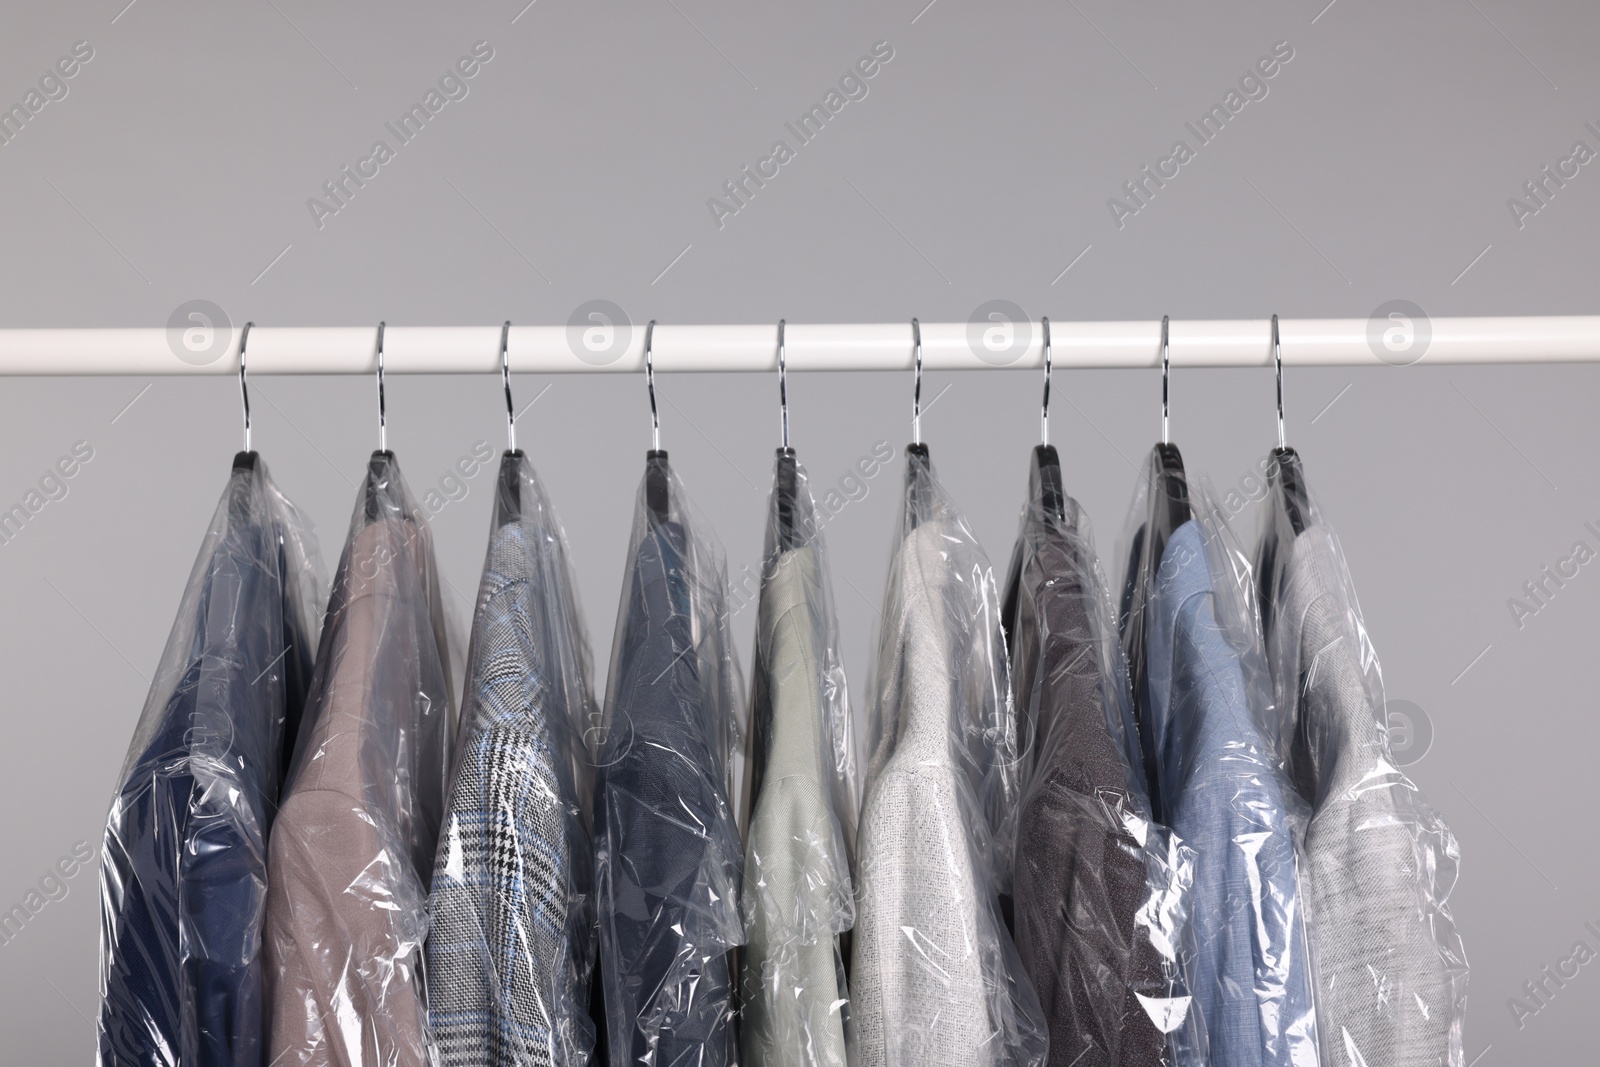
left=1255, top=451, right=1468, bottom=1067
left=593, top=456, right=745, bottom=1067
left=264, top=450, right=456, bottom=1067
left=740, top=451, right=858, bottom=1067
left=1117, top=446, right=1320, bottom=1067
left=1003, top=448, right=1204, bottom=1067
left=853, top=445, right=1044, bottom=1067
left=98, top=455, right=324, bottom=1067
left=426, top=451, right=599, bottom=1066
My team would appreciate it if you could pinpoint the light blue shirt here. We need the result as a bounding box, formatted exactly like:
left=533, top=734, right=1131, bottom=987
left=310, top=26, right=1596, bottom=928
left=1147, top=521, right=1319, bottom=1067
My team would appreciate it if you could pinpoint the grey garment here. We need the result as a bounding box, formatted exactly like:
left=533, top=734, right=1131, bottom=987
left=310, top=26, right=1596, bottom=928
left=741, top=546, right=852, bottom=1067
left=1007, top=494, right=1172, bottom=1067
left=1279, top=527, right=1463, bottom=1067
left=854, top=522, right=998, bottom=1067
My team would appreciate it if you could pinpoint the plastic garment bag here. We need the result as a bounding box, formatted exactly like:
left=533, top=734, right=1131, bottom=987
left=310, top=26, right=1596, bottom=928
left=740, top=452, right=858, bottom=1067
left=1118, top=451, right=1320, bottom=1067
left=593, top=458, right=745, bottom=1067
left=853, top=446, right=1045, bottom=1067
left=426, top=452, right=599, bottom=1067
left=98, top=456, right=324, bottom=1067
left=265, top=451, right=455, bottom=1067
left=1003, top=448, right=1204, bottom=1067
left=1255, top=455, right=1467, bottom=1067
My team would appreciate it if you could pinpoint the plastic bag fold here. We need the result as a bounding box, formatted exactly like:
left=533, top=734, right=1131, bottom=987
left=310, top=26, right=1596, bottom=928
left=1117, top=447, right=1320, bottom=1067
left=853, top=446, right=1044, bottom=1067
left=426, top=451, right=599, bottom=1067
left=1004, top=448, right=1204, bottom=1067
left=265, top=450, right=456, bottom=1067
left=593, top=457, right=745, bottom=1067
left=740, top=452, right=859, bottom=1067
left=1255, top=454, right=1468, bottom=1067
left=98, top=456, right=325, bottom=1067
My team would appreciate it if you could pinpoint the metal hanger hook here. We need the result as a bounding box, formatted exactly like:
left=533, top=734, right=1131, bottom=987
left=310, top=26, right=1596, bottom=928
left=1040, top=316, right=1052, bottom=447
left=911, top=317, right=923, bottom=445
left=375, top=321, right=386, bottom=452
left=500, top=320, right=516, bottom=453
left=1160, top=315, right=1171, bottom=445
left=238, top=321, right=253, bottom=454
left=1272, top=313, right=1286, bottom=450
left=777, top=319, right=789, bottom=451
left=645, top=320, right=660, bottom=451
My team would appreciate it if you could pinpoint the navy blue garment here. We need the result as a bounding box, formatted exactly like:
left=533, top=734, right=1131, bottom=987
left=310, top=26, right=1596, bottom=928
left=99, top=460, right=320, bottom=1067
left=594, top=520, right=743, bottom=1067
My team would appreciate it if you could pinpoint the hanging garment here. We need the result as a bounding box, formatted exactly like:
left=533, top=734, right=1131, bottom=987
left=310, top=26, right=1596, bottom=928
left=265, top=451, right=455, bottom=1067
left=1256, top=462, right=1467, bottom=1067
left=1139, top=515, right=1318, bottom=1067
left=741, top=453, right=857, bottom=1067
left=1004, top=447, right=1200, bottom=1067
left=98, top=456, right=324, bottom=1067
left=853, top=447, right=1044, bottom=1067
left=425, top=452, right=599, bottom=1067
left=594, top=458, right=744, bottom=1067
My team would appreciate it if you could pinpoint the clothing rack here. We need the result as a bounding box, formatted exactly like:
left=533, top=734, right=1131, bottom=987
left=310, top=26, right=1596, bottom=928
left=2, top=316, right=1597, bottom=374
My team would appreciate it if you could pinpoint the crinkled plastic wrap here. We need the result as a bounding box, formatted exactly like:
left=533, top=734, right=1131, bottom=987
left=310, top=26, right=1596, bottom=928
left=265, top=450, right=456, bottom=1067
left=740, top=451, right=858, bottom=1067
left=426, top=451, right=599, bottom=1066
left=98, top=456, right=324, bottom=1067
left=1117, top=448, right=1320, bottom=1067
left=853, top=445, right=1044, bottom=1067
left=1255, top=452, right=1467, bottom=1067
left=1003, top=447, right=1204, bottom=1067
left=593, top=457, right=745, bottom=1067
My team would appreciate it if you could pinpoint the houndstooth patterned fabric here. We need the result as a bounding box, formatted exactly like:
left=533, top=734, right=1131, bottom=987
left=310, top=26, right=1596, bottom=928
left=427, top=523, right=573, bottom=1067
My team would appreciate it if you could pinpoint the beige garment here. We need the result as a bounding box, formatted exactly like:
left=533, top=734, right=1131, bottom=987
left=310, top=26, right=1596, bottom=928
left=264, top=518, right=441, bottom=1067
left=854, top=522, right=996, bottom=1067
left=742, top=546, right=852, bottom=1067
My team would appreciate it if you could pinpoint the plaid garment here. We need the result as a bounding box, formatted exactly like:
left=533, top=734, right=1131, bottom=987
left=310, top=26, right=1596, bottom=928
left=428, top=523, right=572, bottom=1067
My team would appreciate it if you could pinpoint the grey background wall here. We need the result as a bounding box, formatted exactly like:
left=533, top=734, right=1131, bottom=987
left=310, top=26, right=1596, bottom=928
left=1, top=0, right=1596, bottom=1061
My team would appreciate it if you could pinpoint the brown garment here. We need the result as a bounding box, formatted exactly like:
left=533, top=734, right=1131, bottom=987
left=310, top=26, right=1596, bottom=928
left=265, top=508, right=453, bottom=1067
left=1006, top=469, right=1172, bottom=1067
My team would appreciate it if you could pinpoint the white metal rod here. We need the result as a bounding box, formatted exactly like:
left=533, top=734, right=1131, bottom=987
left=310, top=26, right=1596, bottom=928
left=1, top=317, right=1598, bottom=375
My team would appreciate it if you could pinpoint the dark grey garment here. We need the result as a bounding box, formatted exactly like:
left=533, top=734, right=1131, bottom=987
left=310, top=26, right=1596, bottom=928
left=1005, top=472, right=1172, bottom=1067
left=1276, top=526, right=1465, bottom=1067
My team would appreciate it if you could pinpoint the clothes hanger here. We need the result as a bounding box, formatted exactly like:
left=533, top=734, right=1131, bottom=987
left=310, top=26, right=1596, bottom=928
left=1266, top=314, right=1308, bottom=536
left=1120, top=315, right=1191, bottom=819
left=497, top=320, right=523, bottom=525
left=643, top=320, right=670, bottom=523
left=1151, top=314, right=1191, bottom=538
left=904, top=317, right=933, bottom=527
left=773, top=318, right=800, bottom=550
left=1032, top=315, right=1066, bottom=522
left=233, top=321, right=257, bottom=472
left=365, top=321, right=394, bottom=522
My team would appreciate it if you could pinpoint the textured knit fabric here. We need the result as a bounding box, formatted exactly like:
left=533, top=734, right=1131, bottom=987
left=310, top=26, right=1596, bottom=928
left=265, top=467, right=454, bottom=1067
left=1278, top=527, right=1462, bottom=1067
left=1007, top=497, right=1171, bottom=1067
left=98, top=461, right=319, bottom=1067
left=427, top=499, right=591, bottom=1067
left=594, top=520, right=742, bottom=1067
left=741, top=546, right=851, bottom=1067
left=854, top=521, right=1000, bottom=1067
left=1147, top=522, right=1317, bottom=1067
